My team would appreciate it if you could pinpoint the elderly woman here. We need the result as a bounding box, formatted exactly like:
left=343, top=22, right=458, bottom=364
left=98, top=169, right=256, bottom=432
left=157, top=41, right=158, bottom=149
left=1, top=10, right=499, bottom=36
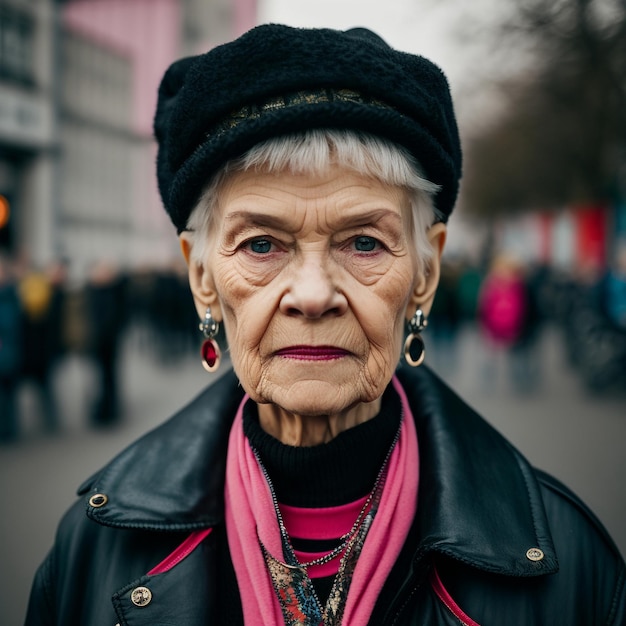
left=26, top=25, right=625, bottom=626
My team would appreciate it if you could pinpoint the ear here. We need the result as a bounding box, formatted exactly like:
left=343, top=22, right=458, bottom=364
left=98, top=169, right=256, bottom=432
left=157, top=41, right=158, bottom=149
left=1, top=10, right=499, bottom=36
left=179, top=233, right=222, bottom=322
left=406, top=222, right=447, bottom=319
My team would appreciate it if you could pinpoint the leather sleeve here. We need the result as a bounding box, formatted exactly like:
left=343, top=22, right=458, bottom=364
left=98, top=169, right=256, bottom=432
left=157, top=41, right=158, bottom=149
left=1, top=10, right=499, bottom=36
left=536, top=470, right=626, bottom=625
left=24, top=549, right=56, bottom=626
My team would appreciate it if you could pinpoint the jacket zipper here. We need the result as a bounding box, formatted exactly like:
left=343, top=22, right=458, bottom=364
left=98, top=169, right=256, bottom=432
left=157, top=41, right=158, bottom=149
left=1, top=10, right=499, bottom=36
left=386, top=584, right=419, bottom=625
left=380, top=567, right=423, bottom=625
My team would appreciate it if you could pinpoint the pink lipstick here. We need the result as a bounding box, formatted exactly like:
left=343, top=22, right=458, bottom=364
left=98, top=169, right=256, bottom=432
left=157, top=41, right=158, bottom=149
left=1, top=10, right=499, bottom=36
left=275, top=346, right=349, bottom=361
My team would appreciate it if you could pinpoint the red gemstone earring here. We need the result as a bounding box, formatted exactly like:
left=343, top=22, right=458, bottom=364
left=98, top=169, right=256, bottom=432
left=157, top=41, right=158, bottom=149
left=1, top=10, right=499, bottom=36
left=199, top=307, right=221, bottom=372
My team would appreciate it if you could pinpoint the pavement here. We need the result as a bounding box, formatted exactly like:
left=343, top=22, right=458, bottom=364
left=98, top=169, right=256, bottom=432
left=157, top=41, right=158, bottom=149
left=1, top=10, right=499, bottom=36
left=1, top=324, right=625, bottom=625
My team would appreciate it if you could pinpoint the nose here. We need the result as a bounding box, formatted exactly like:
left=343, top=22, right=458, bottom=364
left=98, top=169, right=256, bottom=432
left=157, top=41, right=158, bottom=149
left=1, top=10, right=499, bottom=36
left=280, top=257, right=348, bottom=318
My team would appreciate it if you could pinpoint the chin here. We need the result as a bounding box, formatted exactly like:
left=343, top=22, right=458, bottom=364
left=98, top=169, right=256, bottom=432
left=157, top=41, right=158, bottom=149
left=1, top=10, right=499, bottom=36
left=260, top=378, right=362, bottom=416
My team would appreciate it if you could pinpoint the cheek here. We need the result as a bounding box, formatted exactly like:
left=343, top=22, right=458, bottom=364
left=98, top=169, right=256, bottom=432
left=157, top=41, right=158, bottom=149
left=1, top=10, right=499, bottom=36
left=354, top=296, right=409, bottom=403
left=213, top=265, right=255, bottom=347
left=350, top=265, right=415, bottom=393
left=218, top=301, right=264, bottom=392
left=213, top=258, right=260, bottom=324
left=362, top=266, right=414, bottom=341
left=213, top=265, right=279, bottom=374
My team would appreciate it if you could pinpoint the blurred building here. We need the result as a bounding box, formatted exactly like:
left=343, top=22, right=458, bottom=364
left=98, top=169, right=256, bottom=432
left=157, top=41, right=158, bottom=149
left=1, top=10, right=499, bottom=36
left=0, top=0, right=57, bottom=261
left=57, top=27, right=134, bottom=268
left=0, top=0, right=257, bottom=278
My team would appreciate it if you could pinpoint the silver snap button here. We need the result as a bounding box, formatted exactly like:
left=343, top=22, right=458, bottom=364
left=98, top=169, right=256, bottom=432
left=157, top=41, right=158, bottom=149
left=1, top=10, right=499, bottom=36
left=130, top=586, right=152, bottom=607
left=88, top=493, right=108, bottom=508
left=526, top=547, right=545, bottom=562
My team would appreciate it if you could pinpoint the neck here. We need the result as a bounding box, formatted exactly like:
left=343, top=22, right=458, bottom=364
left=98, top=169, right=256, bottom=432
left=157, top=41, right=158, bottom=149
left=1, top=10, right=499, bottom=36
left=257, top=399, right=382, bottom=446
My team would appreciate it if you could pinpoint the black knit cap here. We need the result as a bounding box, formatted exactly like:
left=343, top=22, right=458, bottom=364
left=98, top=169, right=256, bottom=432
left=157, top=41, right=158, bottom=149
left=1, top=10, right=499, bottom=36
left=154, top=24, right=462, bottom=233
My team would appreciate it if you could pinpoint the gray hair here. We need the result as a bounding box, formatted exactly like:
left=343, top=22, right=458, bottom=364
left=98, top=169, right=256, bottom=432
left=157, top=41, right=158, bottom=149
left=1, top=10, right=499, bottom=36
left=186, top=130, right=441, bottom=274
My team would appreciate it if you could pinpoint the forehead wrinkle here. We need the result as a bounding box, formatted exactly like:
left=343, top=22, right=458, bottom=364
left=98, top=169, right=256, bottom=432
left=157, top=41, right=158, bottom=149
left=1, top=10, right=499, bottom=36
left=219, top=171, right=409, bottom=236
left=329, top=182, right=408, bottom=222
left=221, top=205, right=406, bottom=244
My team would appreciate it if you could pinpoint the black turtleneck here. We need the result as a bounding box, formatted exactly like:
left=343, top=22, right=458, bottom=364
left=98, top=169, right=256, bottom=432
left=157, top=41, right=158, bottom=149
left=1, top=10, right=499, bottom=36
left=243, top=384, right=402, bottom=507
left=240, top=386, right=402, bottom=606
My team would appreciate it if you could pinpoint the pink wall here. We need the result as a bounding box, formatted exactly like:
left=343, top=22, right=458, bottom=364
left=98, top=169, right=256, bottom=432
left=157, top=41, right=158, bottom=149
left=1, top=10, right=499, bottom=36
left=63, top=0, right=259, bottom=134
left=63, top=0, right=181, bottom=135
left=233, top=0, right=258, bottom=35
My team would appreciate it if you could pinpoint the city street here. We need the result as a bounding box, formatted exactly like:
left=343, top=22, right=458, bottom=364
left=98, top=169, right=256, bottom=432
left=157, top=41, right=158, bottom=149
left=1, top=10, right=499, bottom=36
left=1, top=324, right=625, bottom=624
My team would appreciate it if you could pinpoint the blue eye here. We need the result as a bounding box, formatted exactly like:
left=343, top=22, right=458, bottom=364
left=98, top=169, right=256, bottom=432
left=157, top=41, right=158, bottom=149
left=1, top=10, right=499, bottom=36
left=354, top=236, right=378, bottom=252
left=249, top=239, right=272, bottom=254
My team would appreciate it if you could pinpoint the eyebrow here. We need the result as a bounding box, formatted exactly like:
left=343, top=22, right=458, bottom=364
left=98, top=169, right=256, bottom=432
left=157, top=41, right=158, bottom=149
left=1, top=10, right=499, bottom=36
left=223, top=211, right=289, bottom=229
left=223, top=208, right=403, bottom=230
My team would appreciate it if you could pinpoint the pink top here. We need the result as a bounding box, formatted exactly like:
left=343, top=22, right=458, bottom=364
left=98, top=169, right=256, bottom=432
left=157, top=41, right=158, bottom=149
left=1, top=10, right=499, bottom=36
left=280, top=496, right=370, bottom=578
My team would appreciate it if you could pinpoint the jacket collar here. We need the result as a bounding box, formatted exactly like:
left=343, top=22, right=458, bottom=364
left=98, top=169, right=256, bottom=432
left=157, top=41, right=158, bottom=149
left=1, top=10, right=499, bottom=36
left=396, top=366, right=558, bottom=577
left=79, top=366, right=557, bottom=576
left=78, top=369, right=245, bottom=529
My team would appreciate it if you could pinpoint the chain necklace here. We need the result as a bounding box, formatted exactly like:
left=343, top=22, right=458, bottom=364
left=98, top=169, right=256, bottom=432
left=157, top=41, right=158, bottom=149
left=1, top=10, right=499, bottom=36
left=252, top=421, right=401, bottom=625
left=253, top=422, right=399, bottom=569
left=255, top=453, right=374, bottom=568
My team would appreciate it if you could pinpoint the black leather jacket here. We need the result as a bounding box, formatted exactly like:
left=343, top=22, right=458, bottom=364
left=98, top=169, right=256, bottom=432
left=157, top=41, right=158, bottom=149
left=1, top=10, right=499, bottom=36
left=25, top=366, right=626, bottom=625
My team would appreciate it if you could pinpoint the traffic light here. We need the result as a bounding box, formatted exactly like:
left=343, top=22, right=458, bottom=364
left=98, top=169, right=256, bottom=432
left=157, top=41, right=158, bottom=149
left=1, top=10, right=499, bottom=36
left=0, top=193, right=12, bottom=249
left=0, top=194, right=10, bottom=229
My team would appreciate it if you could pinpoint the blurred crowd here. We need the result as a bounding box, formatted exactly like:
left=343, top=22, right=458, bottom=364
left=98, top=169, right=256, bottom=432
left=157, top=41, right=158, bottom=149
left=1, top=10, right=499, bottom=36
left=1, top=249, right=625, bottom=444
left=0, top=254, right=197, bottom=443
left=427, top=250, right=626, bottom=395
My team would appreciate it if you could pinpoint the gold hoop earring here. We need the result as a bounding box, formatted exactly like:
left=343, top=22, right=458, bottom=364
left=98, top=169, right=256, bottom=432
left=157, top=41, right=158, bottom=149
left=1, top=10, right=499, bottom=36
left=404, top=309, right=428, bottom=367
left=199, top=307, right=221, bottom=372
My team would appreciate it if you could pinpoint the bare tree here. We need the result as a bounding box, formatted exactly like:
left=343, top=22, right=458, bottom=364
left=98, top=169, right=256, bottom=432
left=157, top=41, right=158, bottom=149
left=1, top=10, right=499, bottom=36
left=461, top=0, right=626, bottom=217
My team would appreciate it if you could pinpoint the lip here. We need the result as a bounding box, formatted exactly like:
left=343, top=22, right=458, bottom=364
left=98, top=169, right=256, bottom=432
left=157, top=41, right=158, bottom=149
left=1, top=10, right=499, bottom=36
left=274, top=345, right=351, bottom=361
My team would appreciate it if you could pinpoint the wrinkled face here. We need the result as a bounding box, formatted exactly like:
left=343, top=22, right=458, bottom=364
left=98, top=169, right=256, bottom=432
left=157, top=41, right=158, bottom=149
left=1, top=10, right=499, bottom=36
left=189, top=165, right=440, bottom=417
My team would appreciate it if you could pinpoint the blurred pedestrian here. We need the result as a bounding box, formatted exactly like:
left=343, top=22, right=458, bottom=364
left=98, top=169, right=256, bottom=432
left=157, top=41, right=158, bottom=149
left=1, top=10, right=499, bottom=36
left=602, top=244, right=626, bottom=330
left=573, top=248, right=626, bottom=393
left=125, top=265, right=158, bottom=352
left=85, top=261, right=127, bottom=427
left=0, top=254, right=21, bottom=442
left=17, top=262, right=63, bottom=433
left=427, top=259, right=461, bottom=375
left=152, top=261, right=195, bottom=361
left=477, top=254, right=529, bottom=391
left=456, top=259, right=483, bottom=326
left=508, top=262, right=547, bottom=393
left=478, top=255, right=527, bottom=346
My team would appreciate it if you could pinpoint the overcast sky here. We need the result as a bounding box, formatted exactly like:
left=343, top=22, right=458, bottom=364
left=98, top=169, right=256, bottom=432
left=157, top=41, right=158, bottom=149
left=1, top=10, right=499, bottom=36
left=257, top=0, right=506, bottom=96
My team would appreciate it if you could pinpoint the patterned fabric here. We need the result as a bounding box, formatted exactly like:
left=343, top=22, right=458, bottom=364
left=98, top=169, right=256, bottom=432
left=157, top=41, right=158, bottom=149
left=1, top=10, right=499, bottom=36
left=263, top=549, right=323, bottom=625
left=262, top=486, right=382, bottom=625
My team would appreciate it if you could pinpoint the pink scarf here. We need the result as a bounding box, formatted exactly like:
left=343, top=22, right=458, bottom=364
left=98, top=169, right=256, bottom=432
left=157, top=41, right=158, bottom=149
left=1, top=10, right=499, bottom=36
left=224, top=376, right=419, bottom=625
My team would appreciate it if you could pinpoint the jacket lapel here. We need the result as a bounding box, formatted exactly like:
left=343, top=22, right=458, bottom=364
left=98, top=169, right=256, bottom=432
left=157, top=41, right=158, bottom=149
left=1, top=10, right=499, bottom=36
left=398, top=365, right=558, bottom=577
left=78, top=369, right=245, bottom=530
